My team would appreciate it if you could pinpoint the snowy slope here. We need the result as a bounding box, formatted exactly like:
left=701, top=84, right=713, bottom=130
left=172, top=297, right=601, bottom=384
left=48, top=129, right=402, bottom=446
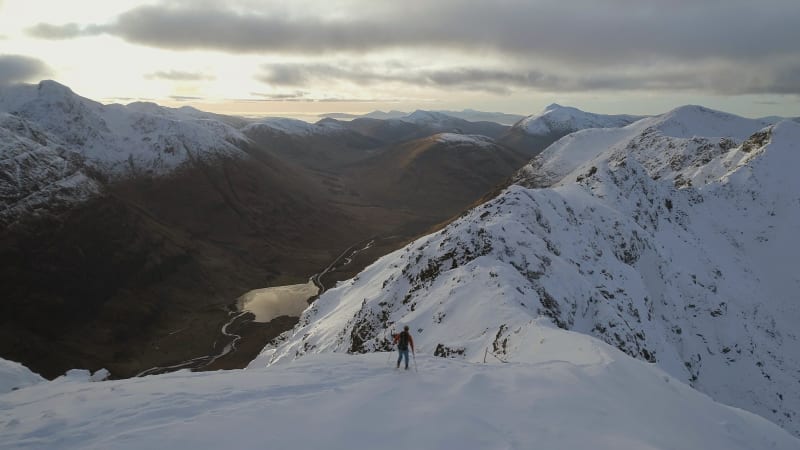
left=515, top=105, right=779, bottom=188
left=0, top=358, right=44, bottom=394
left=3, top=328, right=799, bottom=450
left=0, top=81, right=250, bottom=175
left=256, top=107, right=800, bottom=436
left=0, top=113, right=100, bottom=225
left=500, top=104, right=644, bottom=157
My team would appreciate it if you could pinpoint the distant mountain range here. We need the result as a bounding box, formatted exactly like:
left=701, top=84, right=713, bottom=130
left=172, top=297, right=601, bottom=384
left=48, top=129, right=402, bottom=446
left=320, top=109, right=526, bottom=125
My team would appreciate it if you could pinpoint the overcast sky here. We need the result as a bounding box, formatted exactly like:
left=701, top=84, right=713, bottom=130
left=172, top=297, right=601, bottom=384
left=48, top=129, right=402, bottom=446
left=1, top=0, right=798, bottom=119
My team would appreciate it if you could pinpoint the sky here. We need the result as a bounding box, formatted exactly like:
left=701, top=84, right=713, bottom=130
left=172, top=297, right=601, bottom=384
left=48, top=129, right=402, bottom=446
left=0, top=0, right=798, bottom=120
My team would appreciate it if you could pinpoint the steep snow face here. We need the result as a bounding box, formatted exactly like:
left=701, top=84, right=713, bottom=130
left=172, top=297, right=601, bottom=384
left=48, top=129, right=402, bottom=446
left=258, top=110, right=800, bottom=436
left=515, top=103, right=644, bottom=136
left=4, top=329, right=799, bottom=450
left=0, top=357, right=44, bottom=394
left=0, top=81, right=249, bottom=175
left=0, top=113, right=100, bottom=225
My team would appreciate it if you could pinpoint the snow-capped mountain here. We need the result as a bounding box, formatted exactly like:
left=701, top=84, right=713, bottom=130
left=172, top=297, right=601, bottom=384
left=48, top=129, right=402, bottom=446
left=518, top=103, right=644, bottom=135
left=0, top=113, right=100, bottom=225
left=501, top=103, right=645, bottom=157
left=254, top=106, right=800, bottom=436
left=242, top=117, right=348, bottom=136
left=0, top=80, right=249, bottom=175
left=4, top=332, right=800, bottom=449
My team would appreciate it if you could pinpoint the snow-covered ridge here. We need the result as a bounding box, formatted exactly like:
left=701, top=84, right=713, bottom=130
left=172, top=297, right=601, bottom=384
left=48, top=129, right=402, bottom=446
left=432, top=132, right=497, bottom=148
left=0, top=80, right=250, bottom=175
left=515, top=105, right=783, bottom=189
left=515, top=103, right=645, bottom=136
left=4, top=330, right=799, bottom=449
left=401, top=109, right=455, bottom=125
left=242, top=116, right=347, bottom=136
left=257, top=107, right=800, bottom=436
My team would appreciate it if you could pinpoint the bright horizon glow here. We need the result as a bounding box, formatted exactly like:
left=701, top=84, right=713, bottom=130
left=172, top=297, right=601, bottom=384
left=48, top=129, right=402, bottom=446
left=0, top=0, right=798, bottom=120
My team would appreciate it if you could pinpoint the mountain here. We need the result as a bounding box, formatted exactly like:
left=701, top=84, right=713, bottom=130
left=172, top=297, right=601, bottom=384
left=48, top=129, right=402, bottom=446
left=341, top=111, right=510, bottom=144
left=254, top=106, right=800, bottom=436
left=0, top=81, right=249, bottom=176
left=241, top=117, right=383, bottom=171
left=0, top=82, right=532, bottom=379
left=320, top=109, right=524, bottom=125
left=3, top=343, right=799, bottom=449
left=433, top=109, right=525, bottom=125
left=342, top=133, right=527, bottom=216
left=500, top=103, right=645, bottom=157
left=0, top=82, right=368, bottom=378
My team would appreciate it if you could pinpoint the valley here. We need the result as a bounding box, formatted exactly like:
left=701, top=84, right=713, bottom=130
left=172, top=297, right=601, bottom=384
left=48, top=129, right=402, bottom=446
left=0, top=81, right=552, bottom=379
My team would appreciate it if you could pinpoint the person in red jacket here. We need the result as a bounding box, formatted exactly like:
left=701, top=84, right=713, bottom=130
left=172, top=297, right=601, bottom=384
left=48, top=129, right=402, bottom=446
left=392, top=325, right=415, bottom=370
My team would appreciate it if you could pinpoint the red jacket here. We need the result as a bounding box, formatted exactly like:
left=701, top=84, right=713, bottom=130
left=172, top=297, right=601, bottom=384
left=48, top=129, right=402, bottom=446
left=392, top=331, right=415, bottom=352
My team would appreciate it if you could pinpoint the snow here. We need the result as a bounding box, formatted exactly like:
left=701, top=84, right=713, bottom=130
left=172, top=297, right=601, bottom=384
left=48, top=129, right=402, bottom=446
left=516, top=103, right=644, bottom=136
left=0, top=112, right=100, bottom=224
left=3, top=327, right=798, bottom=450
left=0, top=80, right=250, bottom=175
left=257, top=106, right=800, bottom=436
left=433, top=133, right=496, bottom=148
left=0, top=359, right=44, bottom=394
left=401, top=109, right=455, bottom=125
left=516, top=105, right=784, bottom=188
left=242, top=116, right=349, bottom=136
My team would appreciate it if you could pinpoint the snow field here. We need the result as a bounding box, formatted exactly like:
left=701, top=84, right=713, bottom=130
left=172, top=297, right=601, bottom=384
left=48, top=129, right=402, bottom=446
left=2, top=325, right=798, bottom=450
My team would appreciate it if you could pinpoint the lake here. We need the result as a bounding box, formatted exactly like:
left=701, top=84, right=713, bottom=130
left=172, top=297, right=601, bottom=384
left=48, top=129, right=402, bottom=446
left=237, top=280, right=319, bottom=323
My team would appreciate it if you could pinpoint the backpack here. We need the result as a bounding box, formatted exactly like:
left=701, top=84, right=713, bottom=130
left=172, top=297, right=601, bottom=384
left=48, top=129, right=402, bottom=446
left=398, top=331, right=409, bottom=350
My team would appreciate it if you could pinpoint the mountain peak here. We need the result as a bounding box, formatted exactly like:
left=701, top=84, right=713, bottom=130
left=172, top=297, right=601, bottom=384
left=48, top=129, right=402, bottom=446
left=403, top=110, right=453, bottom=123
left=652, top=104, right=776, bottom=140
left=516, top=104, right=641, bottom=136
left=36, top=79, right=74, bottom=96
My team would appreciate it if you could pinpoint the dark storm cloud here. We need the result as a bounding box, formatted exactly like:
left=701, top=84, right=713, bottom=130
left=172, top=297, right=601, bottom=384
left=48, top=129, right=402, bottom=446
left=26, top=0, right=800, bottom=95
left=0, top=55, right=50, bottom=85
left=145, top=70, right=215, bottom=81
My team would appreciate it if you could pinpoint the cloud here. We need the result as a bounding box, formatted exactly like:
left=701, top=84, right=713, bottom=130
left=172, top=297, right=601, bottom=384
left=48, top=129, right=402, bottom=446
left=25, top=0, right=800, bottom=95
left=249, top=90, right=309, bottom=101
left=145, top=70, right=215, bottom=81
left=33, top=1, right=799, bottom=63
left=26, top=23, right=105, bottom=39
left=0, top=55, right=51, bottom=85
left=168, top=95, right=204, bottom=101
left=258, top=60, right=800, bottom=96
